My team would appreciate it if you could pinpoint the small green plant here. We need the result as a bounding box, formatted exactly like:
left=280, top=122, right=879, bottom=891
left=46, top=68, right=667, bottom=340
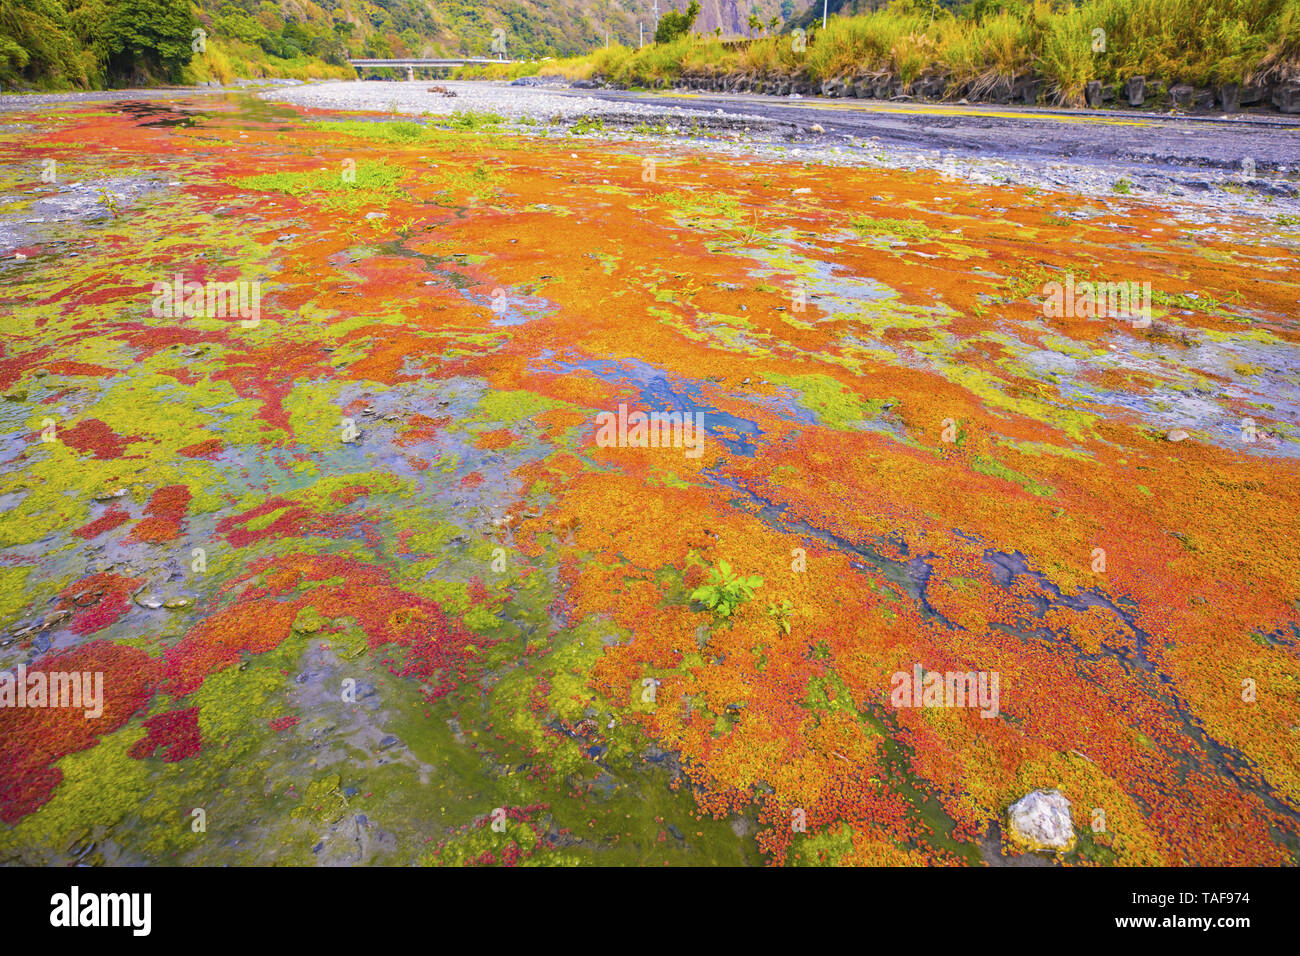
left=1275, top=214, right=1300, bottom=227
left=690, top=559, right=763, bottom=619
left=571, top=116, right=606, bottom=135
left=657, top=189, right=742, bottom=219
left=850, top=216, right=937, bottom=241
left=766, top=600, right=793, bottom=634
left=233, top=162, right=407, bottom=212
left=1113, top=178, right=1133, bottom=195
left=96, top=188, right=120, bottom=217
left=311, top=120, right=428, bottom=145
left=444, top=111, right=505, bottom=131
left=424, top=161, right=501, bottom=204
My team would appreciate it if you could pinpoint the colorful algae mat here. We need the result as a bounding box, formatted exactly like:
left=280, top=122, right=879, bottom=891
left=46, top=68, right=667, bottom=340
left=0, top=95, right=1297, bottom=866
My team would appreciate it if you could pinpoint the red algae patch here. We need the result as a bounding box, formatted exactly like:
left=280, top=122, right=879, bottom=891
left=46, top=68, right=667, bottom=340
left=59, top=419, right=142, bottom=460
left=129, top=707, right=202, bottom=763
left=0, top=642, right=160, bottom=823
left=129, top=484, right=191, bottom=543
left=72, top=507, right=131, bottom=540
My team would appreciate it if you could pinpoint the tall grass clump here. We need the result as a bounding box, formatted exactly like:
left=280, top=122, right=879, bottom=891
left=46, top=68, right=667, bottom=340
left=1038, top=5, right=1094, bottom=102
left=803, top=10, right=926, bottom=80
left=476, top=0, right=1300, bottom=105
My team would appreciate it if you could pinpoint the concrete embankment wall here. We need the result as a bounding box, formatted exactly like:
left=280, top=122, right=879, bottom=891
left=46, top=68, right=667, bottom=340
left=593, top=71, right=1300, bottom=114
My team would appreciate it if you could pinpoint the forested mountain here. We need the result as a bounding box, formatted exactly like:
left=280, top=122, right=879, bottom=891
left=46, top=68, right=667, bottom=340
left=0, top=0, right=788, bottom=89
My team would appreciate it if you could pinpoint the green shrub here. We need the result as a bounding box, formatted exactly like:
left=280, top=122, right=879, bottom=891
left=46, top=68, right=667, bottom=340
left=655, top=0, right=700, bottom=44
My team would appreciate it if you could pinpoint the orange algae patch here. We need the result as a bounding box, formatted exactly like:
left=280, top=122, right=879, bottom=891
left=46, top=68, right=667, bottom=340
left=474, top=428, right=518, bottom=451
left=394, top=414, right=449, bottom=448
left=163, top=598, right=300, bottom=697
left=177, top=438, right=224, bottom=458
left=129, top=484, right=192, bottom=543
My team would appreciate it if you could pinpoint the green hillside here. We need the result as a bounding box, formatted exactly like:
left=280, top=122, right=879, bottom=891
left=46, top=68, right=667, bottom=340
left=0, top=0, right=787, bottom=90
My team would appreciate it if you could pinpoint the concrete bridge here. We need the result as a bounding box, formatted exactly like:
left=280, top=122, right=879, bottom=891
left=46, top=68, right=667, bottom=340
left=348, top=58, right=517, bottom=80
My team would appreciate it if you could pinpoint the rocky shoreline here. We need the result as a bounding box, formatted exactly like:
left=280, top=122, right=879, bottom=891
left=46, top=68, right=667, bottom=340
left=526, top=70, right=1300, bottom=116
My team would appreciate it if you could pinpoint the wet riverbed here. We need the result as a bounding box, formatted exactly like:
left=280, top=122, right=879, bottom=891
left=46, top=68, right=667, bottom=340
left=0, top=91, right=1297, bottom=866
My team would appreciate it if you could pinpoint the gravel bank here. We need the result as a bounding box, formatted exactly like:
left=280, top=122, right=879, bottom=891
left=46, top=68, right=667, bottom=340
left=258, top=79, right=770, bottom=127
left=257, top=80, right=1300, bottom=220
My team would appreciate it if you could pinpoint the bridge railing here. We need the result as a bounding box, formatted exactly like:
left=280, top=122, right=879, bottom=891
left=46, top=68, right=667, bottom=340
left=347, top=59, right=517, bottom=67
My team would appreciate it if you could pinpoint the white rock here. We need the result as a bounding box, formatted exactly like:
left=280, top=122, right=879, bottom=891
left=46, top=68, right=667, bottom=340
left=1007, top=789, right=1075, bottom=852
left=1166, top=428, right=1190, bottom=442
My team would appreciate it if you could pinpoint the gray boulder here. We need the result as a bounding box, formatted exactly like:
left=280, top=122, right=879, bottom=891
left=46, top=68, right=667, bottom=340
left=1272, top=83, right=1300, bottom=113
left=1007, top=789, right=1076, bottom=853
left=917, top=76, right=945, bottom=100
left=1240, top=83, right=1267, bottom=105
left=1125, top=75, right=1146, bottom=106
